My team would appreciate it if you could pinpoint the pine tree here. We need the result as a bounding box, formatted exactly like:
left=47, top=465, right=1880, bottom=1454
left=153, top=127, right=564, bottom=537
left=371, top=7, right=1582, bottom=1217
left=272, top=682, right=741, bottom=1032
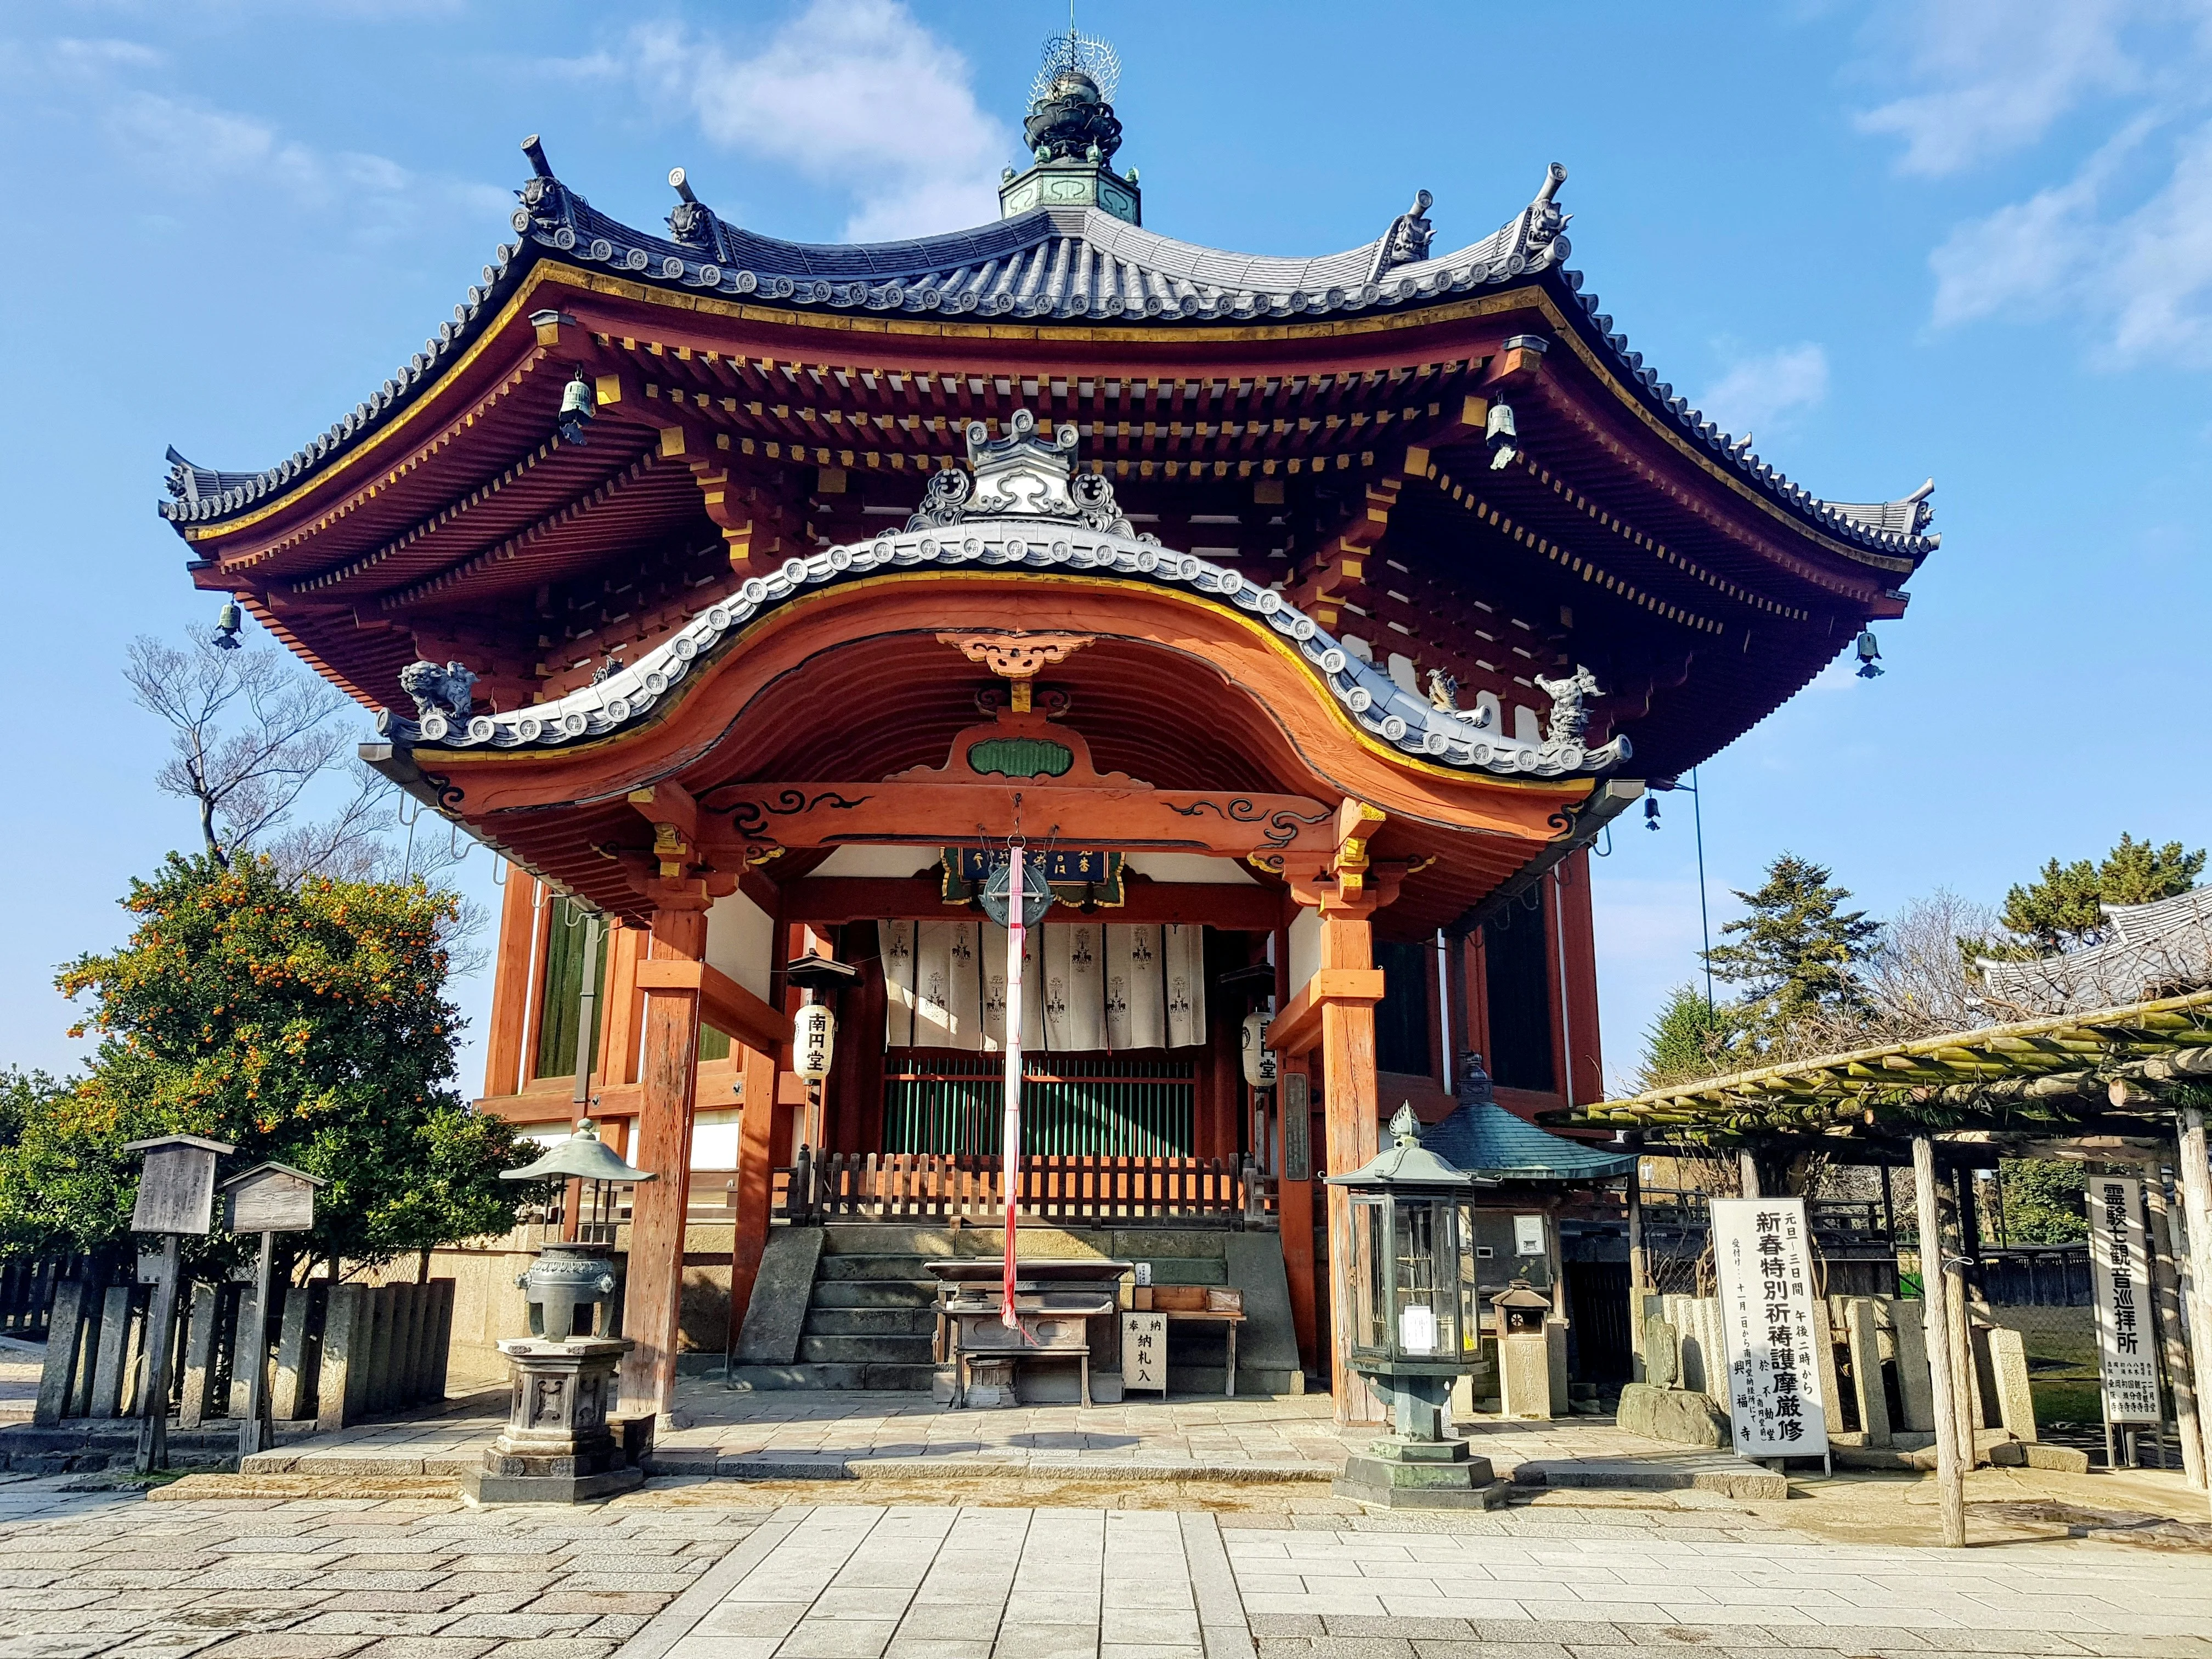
left=1635, top=984, right=1747, bottom=1088
left=1703, top=853, right=1881, bottom=1026
left=2001, top=833, right=2204, bottom=951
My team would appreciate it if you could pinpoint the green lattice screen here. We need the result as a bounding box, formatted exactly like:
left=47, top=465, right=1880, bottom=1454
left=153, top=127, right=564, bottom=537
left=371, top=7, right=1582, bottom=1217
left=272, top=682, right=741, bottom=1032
left=884, top=1053, right=1195, bottom=1156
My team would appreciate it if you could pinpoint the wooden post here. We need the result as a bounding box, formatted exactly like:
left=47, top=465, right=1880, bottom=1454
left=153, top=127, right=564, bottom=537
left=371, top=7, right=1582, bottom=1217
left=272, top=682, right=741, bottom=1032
left=1945, top=1170, right=1979, bottom=1466
left=2176, top=1107, right=2212, bottom=1508
left=1318, top=906, right=1381, bottom=1426
left=725, top=1039, right=781, bottom=1365
left=621, top=892, right=709, bottom=1418
left=1912, top=1135, right=1966, bottom=1547
left=1626, top=1163, right=1648, bottom=1383
left=2146, top=1172, right=2204, bottom=1489
left=238, top=1231, right=276, bottom=1459
left=1737, top=1149, right=1761, bottom=1199
left=134, top=1235, right=181, bottom=1474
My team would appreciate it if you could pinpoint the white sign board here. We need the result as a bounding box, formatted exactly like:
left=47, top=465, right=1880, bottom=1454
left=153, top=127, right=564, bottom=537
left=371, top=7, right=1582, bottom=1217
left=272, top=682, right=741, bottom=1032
left=1711, top=1198, right=1830, bottom=1459
left=2086, top=1175, right=2160, bottom=1424
left=1513, top=1215, right=1546, bottom=1259
left=1121, top=1312, right=1167, bottom=1393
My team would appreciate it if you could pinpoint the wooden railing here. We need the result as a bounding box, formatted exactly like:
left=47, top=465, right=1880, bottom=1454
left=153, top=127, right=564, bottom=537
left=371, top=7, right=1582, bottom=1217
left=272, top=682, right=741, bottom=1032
left=781, top=1150, right=1270, bottom=1228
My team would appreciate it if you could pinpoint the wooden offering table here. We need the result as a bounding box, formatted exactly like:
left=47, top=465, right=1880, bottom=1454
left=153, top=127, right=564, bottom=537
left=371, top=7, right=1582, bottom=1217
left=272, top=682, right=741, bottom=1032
left=1141, top=1285, right=1246, bottom=1397
left=926, top=1260, right=1130, bottom=1407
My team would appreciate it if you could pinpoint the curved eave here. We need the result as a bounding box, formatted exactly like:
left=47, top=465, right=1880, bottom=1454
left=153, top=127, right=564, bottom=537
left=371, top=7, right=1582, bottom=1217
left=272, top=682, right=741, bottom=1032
left=382, top=517, right=1632, bottom=787
left=158, top=155, right=1936, bottom=577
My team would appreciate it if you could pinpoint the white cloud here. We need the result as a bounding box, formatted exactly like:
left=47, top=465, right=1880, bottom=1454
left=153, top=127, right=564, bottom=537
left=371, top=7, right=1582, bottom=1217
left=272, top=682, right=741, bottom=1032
left=1694, top=343, right=1829, bottom=437
left=1853, top=0, right=2153, bottom=177
left=1930, top=114, right=2212, bottom=366
left=623, top=1, right=1014, bottom=242
left=6, top=36, right=504, bottom=241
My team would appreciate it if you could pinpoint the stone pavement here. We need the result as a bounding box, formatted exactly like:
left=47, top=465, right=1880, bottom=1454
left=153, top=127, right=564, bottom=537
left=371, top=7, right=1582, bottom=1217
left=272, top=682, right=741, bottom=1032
left=0, top=1482, right=2207, bottom=1659
left=241, top=1386, right=1770, bottom=1493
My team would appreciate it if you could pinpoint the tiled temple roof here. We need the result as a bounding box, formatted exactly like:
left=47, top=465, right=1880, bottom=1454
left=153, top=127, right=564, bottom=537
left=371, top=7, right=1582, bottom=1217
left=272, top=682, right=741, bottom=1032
left=1978, top=888, right=2212, bottom=1015
left=159, top=144, right=1938, bottom=573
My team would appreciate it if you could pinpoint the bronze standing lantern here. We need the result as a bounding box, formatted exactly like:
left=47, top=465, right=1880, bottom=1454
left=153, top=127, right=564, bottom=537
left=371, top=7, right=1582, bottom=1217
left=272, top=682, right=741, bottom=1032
left=464, top=1120, right=659, bottom=1504
left=1325, top=1105, right=1506, bottom=1508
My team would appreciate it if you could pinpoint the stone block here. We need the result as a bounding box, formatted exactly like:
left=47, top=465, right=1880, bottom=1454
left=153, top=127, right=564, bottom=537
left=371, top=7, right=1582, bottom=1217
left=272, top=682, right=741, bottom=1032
left=1984, top=1326, right=2038, bottom=1442
left=1891, top=1296, right=1936, bottom=1431
left=1988, top=1439, right=2089, bottom=1473
left=33, top=1279, right=90, bottom=1426
left=319, top=1284, right=368, bottom=1432
left=1615, top=1380, right=1730, bottom=1449
left=1816, top=1305, right=1847, bottom=1434
left=272, top=1283, right=316, bottom=1421
left=1844, top=1298, right=1891, bottom=1448
left=178, top=1283, right=220, bottom=1429
left=1641, top=1317, right=1679, bottom=1389
left=88, top=1286, right=139, bottom=1419
left=734, top=1227, right=827, bottom=1365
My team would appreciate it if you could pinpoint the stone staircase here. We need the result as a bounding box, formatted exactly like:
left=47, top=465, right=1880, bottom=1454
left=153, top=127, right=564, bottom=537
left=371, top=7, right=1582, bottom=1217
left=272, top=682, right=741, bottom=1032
left=725, top=1222, right=1304, bottom=1395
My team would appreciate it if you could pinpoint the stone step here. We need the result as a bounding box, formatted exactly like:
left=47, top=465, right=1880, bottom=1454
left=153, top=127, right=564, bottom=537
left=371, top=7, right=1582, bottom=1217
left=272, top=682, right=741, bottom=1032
left=814, top=1254, right=935, bottom=1282
left=800, top=1334, right=936, bottom=1365
left=724, top=1362, right=939, bottom=1392
left=809, top=1280, right=940, bottom=1309
left=804, top=1307, right=935, bottom=1338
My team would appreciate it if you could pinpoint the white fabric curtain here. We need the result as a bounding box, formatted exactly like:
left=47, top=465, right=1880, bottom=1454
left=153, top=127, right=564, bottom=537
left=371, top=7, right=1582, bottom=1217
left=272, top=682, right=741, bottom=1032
left=882, top=919, right=1203, bottom=1053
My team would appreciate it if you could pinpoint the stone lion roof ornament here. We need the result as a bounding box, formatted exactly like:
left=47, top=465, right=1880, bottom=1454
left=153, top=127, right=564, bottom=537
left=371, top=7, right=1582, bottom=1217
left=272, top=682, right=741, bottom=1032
left=906, top=409, right=1154, bottom=541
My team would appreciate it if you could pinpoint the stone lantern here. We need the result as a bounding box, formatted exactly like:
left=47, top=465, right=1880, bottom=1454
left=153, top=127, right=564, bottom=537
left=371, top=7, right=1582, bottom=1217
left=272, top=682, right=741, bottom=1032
left=1492, top=1280, right=1564, bottom=1421
left=462, top=1121, right=656, bottom=1505
left=1325, top=1104, right=1507, bottom=1509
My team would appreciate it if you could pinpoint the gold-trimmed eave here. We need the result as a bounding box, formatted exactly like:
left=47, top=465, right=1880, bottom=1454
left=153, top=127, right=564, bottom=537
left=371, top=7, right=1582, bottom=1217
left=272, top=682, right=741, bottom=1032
left=401, top=566, right=1606, bottom=843
left=179, top=260, right=1920, bottom=583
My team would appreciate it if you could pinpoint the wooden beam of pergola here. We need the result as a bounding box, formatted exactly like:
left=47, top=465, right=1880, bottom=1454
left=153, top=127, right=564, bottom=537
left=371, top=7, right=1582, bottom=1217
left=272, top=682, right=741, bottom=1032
left=1554, top=989, right=2212, bottom=1141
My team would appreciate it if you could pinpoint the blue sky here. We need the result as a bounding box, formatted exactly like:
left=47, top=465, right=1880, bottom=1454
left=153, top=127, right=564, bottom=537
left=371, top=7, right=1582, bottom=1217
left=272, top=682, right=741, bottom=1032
left=3, top=0, right=2209, bottom=1095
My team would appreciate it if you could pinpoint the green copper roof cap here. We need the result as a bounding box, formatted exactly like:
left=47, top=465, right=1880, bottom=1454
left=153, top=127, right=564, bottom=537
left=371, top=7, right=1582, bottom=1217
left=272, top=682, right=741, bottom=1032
left=1423, top=1054, right=1637, bottom=1183
left=499, top=1119, right=657, bottom=1184
left=1328, top=1104, right=1491, bottom=1190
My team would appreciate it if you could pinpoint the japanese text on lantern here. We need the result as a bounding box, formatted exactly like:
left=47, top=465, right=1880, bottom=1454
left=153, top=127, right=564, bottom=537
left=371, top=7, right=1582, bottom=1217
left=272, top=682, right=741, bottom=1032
left=2087, top=1176, right=2160, bottom=1425
left=1710, top=1198, right=1830, bottom=1459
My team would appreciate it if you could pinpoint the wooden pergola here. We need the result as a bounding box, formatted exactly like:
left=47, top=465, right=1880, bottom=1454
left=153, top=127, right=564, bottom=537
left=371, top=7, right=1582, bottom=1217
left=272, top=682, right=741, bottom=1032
left=1551, top=990, right=2212, bottom=1545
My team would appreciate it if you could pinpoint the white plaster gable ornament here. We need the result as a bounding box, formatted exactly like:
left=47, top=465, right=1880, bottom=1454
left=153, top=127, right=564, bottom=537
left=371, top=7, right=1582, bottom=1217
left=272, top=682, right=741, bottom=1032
left=906, top=408, right=1155, bottom=541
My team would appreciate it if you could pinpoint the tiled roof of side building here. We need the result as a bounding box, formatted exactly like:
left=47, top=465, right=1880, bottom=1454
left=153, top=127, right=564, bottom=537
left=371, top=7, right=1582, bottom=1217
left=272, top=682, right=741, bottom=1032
left=159, top=141, right=1938, bottom=572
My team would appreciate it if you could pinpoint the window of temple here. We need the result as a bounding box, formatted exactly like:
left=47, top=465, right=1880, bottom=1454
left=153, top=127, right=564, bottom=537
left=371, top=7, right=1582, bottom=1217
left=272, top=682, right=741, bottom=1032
left=1374, top=939, right=1432, bottom=1077
left=1482, top=900, right=1555, bottom=1092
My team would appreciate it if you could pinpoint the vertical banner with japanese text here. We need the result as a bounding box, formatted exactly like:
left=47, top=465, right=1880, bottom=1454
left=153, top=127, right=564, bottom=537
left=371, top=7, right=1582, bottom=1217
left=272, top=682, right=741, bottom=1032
left=2086, top=1175, right=2160, bottom=1424
left=1711, top=1198, right=1830, bottom=1459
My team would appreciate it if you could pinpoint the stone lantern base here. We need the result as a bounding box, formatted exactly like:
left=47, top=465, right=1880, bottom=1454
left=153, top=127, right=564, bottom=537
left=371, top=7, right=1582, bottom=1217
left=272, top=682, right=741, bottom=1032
left=460, top=1337, right=645, bottom=1505
left=1335, top=1370, right=1509, bottom=1510
left=1336, top=1435, right=1509, bottom=1509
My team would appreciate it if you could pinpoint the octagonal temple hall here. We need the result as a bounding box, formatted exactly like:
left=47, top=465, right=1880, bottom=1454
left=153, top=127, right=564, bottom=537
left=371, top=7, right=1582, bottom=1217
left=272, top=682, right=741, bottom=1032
left=159, top=44, right=1936, bottom=1423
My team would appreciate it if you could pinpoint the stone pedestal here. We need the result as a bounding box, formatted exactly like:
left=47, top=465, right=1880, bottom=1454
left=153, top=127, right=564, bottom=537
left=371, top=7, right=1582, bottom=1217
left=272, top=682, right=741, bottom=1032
left=1499, top=1329, right=1563, bottom=1420
left=963, top=1357, right=1019, bottom=1408
left=1335, top=1372, right=1508, bottom=1509
left=460, top=1337, right=645, bottom=1505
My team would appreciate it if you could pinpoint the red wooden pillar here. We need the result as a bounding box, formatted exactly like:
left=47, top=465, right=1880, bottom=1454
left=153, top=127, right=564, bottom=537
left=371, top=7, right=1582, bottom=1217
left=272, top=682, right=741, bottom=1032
left=620, top=887, right=709, bottom=1417
left=1318, top=905, right=1383, bottom=1424
left=1273, top=916, right=1317, bottom=1376
left=726, top=1039, right=781, bottom=1356
left=481, top=872, right=538, bottom=1099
